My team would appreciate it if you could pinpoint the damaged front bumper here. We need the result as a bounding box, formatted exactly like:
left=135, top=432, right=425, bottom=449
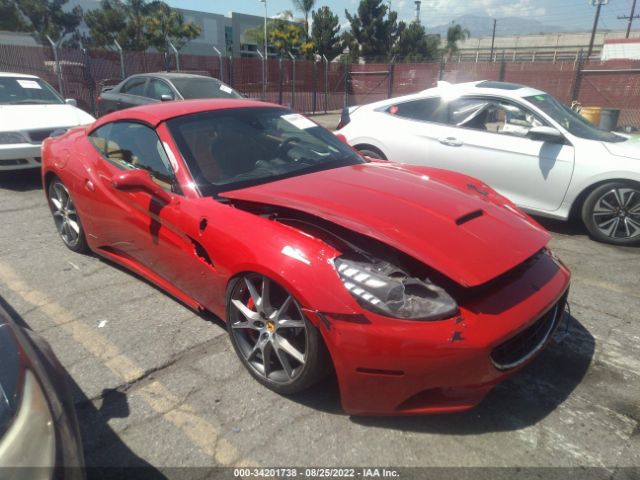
left=305, top=250, right=571, bottom=416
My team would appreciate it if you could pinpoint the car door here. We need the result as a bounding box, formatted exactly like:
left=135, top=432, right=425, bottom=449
left=427, top=96, right=575, bottom=212
left=85, top=121, right=220, bottom=306
left=117, top=77, right=151, bottom=110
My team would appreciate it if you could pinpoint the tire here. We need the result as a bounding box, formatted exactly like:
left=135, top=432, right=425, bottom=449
left=47, top=178, right=89, bottom=253
left=226, top=273, right=330, bottom=395
left=581, top=181, right=640, bottom=246
left=355, top=145, right=387, bottom=160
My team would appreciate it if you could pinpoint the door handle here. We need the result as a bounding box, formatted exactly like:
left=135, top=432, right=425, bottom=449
left=438, top=137, right=463, bottom=147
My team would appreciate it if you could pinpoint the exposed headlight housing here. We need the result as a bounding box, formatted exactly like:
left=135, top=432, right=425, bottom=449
left=334, top=257, right=459, bottom=320
left=0, top=132, right=28, bottom=145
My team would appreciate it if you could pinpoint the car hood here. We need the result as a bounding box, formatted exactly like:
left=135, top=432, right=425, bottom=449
left=602, top=136, right=640, bottom=160
left=0, top=104, right=95, bottom=132
left=221, top=163, right=550, bottom=287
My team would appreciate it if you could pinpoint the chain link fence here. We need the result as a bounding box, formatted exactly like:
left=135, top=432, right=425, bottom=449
left=2, top=43, right=640, bottom=128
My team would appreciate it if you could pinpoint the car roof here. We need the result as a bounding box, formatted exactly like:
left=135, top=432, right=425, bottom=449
left=91, top=98, right=284, bottom=129
left=364, top=80, right=546, bottom=109
left=0, top=72, right=39, bottom=79
left=130, top=72, right=217, bottom=80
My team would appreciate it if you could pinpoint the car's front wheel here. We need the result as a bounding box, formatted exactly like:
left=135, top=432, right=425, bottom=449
left=47, top=178, right=88, bottom=253
left=581, top=181, right=640, bottom=246
left=355, top=145, right=387, bottom=160
left=226, top=273, right=330, bottom=395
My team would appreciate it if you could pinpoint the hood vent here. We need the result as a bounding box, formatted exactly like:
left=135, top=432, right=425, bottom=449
left=455, top=209, right=483, bottom=226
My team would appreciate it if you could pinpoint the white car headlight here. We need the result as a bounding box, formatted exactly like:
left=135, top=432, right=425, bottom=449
left=0, top=132, right=28, bottom=145
left=334, top=257, right=459, bottom=320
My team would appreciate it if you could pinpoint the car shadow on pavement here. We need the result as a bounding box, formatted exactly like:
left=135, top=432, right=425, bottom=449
left=534, top=216, right=588, bottom=238
left=350, top=315, right=595, bottom=433
left=0, top=169, right=42, bottom=191
left=0, top=296, right=167, bottom=480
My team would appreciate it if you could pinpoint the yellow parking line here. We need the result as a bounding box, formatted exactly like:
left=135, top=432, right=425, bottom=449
left=0, top=262, right=253, bottom=467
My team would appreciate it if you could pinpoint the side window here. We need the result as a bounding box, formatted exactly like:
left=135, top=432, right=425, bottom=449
left=449, top=97, right=545, bottom=137
left=93, top=122, right=178, bottom=192
left=387, top=97, right=444, bottom=123
left=147, top=79, right=174, bottom=101
left=88, top=124, right=112, bottom=156
left=121, top=78, right=146, bottom=96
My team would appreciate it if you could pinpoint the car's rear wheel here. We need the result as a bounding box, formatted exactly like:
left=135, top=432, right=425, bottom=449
left=581, top=181, right=640, bottom=246
left=48, top=178, right=88, bottom=253
left=226, top=273, right=329, bottom=394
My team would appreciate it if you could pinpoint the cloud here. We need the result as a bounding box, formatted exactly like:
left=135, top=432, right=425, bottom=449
left=427, top=0, right=546, bottom=23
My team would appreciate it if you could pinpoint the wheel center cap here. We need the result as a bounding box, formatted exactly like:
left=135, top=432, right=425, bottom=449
left=266, top=321, right=275, bottom=333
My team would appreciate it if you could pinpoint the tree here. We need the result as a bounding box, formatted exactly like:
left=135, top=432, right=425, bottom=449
left=292, top=0, right=315, bottom=37
left=394, top=22, right=438, bottom=61
left=345, top=0, right=404, bottom=61
left=444, top=22, right=470, bottom=59
left=145, top=1, right=200, bottom=52
left=310, top=6, right=341, bottom=61
left=0, top=0, right=30, bottom=32
left=11, top=0, right=83, bottom=44
left=246, top=14, right=313, bottom=57
left=84, top=0, right=201, bottom=51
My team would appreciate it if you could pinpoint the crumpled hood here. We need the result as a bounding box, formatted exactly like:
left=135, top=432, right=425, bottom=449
left=0, top=104, right=95, bottom=132
left=603, top=136, right=640, bottom=161
left=222, top=163, right=550, bottom=287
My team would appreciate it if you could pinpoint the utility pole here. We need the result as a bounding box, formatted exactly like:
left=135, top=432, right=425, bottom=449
left=618, top=0, right=639, bottom=38
left=490, top=19, right=497, bottom=62
left=587, top=0, right=609, bottom=59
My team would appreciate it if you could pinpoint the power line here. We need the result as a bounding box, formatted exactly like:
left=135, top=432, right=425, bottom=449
left=618, top=0, right=640, bottom=37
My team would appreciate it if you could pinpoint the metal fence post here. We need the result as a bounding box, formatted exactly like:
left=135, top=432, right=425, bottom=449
left=571, top=50, right=584, bottom=102
left=256, top=49, right=265, bottom=100
left=322, top=54, right=328, bottom=113
left=288, top=51, right=296, bottom=109
left=438, top=55, right=445, bottom=81
left=499, top=51, right=506, bottom=81
left=278, top=56, right=283, bottom=105
left=228, top=55, right=234, bottom=88
left=312, top=59, right=317, bottom=114
left=82, top=47, right=96, bottom=116
left=387, top=55, right=396, bottom=99
left=168, top=39, right=180, bottom=71
left=46, top=35, right=64, bottom=97
left=114, top=40, right=125, bottom=79
left=343, top=55, right=350, bottom=107
left=213, top=46, right=223, bottom=80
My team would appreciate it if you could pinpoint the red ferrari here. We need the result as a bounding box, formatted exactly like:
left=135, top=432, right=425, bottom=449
left=42, top=99, right=570, bottom=415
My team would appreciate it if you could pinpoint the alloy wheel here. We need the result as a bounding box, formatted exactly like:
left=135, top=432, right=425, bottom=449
left=229, top=275, right=308, bottom=384
left=49, top=181, right=82, bottom=248
left=592, top=187, right=640, bottom=240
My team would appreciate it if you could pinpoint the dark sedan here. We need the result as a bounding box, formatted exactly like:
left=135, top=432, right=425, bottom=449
left=97, top=72, right=242, bottom=116
left=0, top=298, right=84, bottom=479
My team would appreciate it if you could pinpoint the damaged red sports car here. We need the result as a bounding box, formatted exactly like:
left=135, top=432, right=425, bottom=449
left=42, top=100, right=571, bottom=415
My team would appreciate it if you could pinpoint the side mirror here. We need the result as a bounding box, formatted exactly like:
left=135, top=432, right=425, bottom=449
left=527, top=126, right=564, bottom=143
left=112, top=169, right=172, bottom=204
left=65, top=98, right=77, bottom=107
left=160, top=94, right=173, bottom=102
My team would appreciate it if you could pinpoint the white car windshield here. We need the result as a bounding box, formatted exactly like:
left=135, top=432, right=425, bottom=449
left=0, top=77, right=64, bottom=105
left=525, top=94, right=625, bottom=143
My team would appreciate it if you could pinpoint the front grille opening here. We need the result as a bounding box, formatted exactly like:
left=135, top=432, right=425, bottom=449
left=27, top=129, right=56, bottom=143
left=490, top=293, right=568, bottom=371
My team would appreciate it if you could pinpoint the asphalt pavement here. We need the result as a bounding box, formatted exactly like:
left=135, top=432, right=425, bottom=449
left=0, top=163, right=638, bottom=478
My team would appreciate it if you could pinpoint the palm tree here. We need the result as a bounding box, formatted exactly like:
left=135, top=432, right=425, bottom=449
left=444, top=23, right=470, bottom=60
left=292, top=0, right=315, bottom=37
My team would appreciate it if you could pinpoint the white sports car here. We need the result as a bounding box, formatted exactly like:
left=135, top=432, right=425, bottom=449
left=338, top=80, right=640, bottom=246
left=0, top=72, right=95, bottom=171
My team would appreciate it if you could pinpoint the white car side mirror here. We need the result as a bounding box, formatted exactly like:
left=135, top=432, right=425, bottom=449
left=65, top=98, right=77, bottom=107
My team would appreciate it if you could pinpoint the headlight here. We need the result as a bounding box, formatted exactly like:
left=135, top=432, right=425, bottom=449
left=0, top=132, right=28, bottom=145
left=334, top=257, right=459, bottom=320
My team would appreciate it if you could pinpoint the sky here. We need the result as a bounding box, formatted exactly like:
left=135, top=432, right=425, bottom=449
left=164, top=0, right=638, bottom=34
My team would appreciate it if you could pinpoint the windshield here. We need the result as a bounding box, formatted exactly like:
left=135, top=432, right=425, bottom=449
left=168, top=107, right=365, bottom=196
left=525, top=94, right=625, bottom=143
left=0, top=77, right=63, bottom=105
left=171, top=78, right=242, bottom=100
